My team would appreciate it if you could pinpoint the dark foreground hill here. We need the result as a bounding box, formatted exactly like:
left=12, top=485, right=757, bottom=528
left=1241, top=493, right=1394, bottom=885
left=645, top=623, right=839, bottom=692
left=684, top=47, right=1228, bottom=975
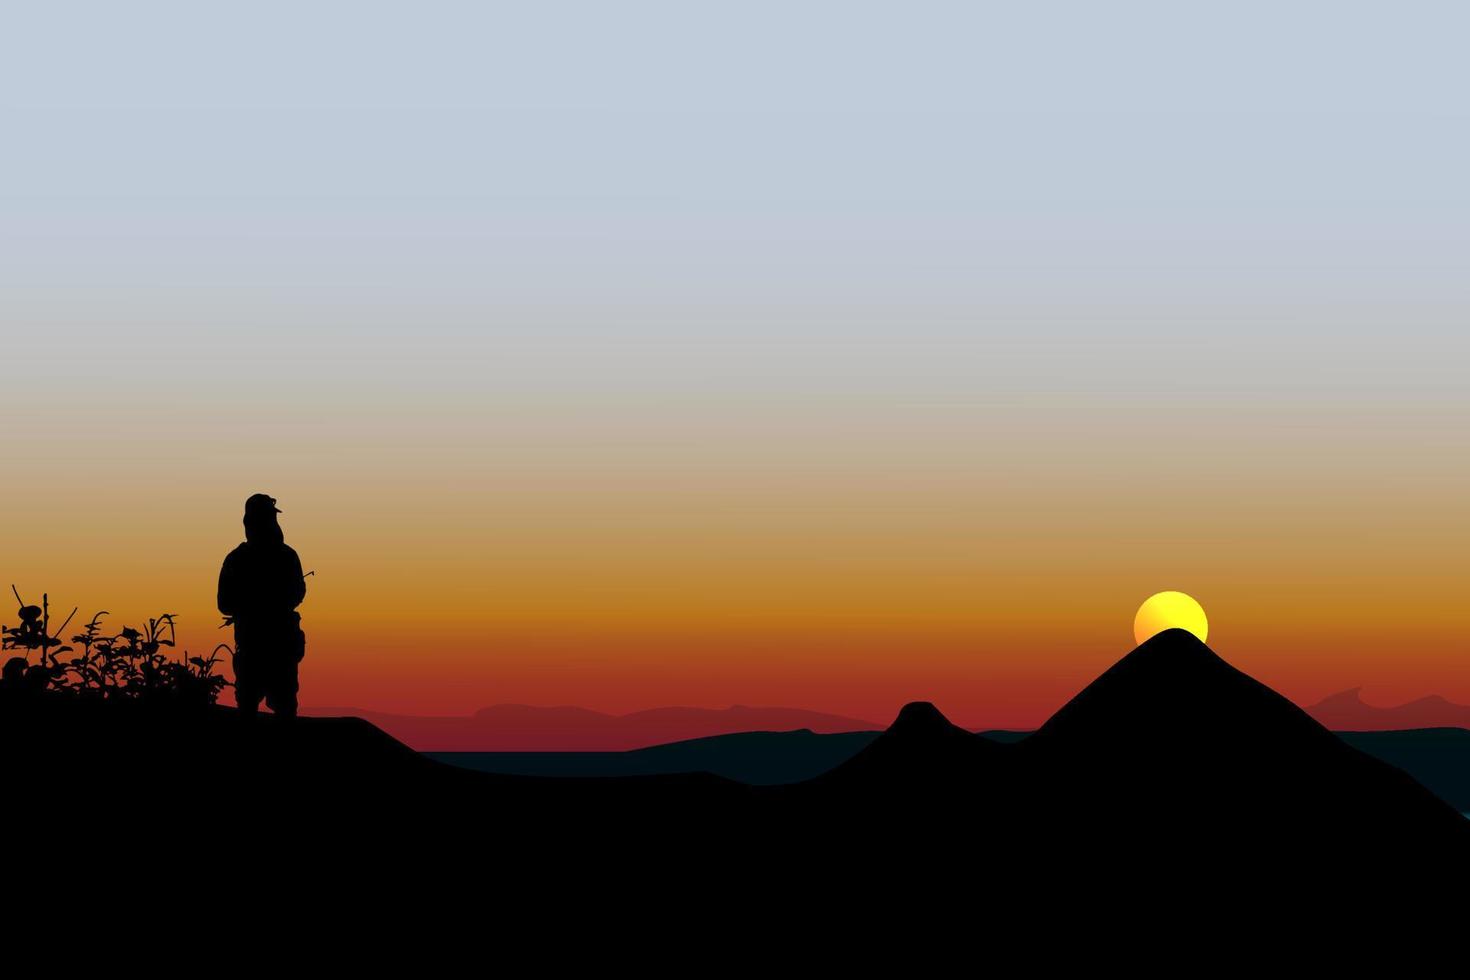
left=4, top=629, right=1467, bottom=907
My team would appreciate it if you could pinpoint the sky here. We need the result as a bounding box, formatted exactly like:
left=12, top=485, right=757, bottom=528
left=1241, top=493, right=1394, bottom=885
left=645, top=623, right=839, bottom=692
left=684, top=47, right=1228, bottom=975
left=2, top=2, right=1468, bottom=725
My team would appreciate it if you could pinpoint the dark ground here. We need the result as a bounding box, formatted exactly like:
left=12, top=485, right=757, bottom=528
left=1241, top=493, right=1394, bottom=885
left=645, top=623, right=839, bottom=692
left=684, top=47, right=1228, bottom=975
left=5, top=630, right=1468, bottom=939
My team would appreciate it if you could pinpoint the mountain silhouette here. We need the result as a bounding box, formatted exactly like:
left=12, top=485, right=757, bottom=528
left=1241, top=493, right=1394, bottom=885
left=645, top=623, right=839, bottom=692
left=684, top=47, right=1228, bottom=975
left=1017, top=629, right=1467, bottom=851
left=808, top=700, right=1004, bottom=800
left=1030, top=627, right=1318, bottom=741
left=301, top=702, right=880, bottom=751
left=8, top=627, right=1467, bottom=900
left=774, top=630, right=1469, bottom=869
left=1306, top=687, right=1470, bottom=731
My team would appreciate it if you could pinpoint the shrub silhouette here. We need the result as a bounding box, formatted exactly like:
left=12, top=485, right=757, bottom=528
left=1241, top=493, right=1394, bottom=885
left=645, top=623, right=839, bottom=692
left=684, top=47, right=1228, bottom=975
left=1, top=587, right=230, bottom=708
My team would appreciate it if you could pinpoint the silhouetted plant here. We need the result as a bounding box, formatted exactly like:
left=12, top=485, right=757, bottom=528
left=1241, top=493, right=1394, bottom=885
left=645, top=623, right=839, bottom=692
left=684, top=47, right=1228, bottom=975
left=1, top=587, right=230, bottom=708
left=174, top=644, right=232, bottom=705
left=1, top=589, right=74, bottom=694
left=64, top=612, right=111, bottom=699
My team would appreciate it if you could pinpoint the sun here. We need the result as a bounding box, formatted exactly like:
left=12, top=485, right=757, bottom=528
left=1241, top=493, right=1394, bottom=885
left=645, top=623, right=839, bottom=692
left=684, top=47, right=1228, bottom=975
left=1134, top=591, right=1209, bottom=646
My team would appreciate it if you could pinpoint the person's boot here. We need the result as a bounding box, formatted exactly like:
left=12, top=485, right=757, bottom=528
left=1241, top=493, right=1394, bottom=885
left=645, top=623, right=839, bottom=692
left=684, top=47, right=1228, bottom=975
left=265, top=691, right=297, bottom=720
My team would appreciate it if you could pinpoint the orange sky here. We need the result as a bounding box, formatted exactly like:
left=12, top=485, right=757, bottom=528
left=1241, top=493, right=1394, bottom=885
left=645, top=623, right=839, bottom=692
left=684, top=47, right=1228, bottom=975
left=4, top=444, right=1464, bottom=728
left=4, top=356, right=1468, bottom=726
left=7, top=5, right=1470, bottom=725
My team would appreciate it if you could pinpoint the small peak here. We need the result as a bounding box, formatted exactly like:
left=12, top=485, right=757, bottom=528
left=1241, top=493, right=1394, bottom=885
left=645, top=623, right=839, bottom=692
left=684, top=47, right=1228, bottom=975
left=890, top=701, right=952, bottom=735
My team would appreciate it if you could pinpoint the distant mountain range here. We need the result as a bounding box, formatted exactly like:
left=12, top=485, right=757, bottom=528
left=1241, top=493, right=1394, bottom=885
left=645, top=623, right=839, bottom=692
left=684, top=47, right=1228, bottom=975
left=301, top=703, right=881, bottom=751
left=1305, top=688, right=1470, bottom=730
left=432, top=730, right=882, bottom=785
left=434, top=724, right=1470, bottom=811
left=308, top=684, right=1470, bottom=751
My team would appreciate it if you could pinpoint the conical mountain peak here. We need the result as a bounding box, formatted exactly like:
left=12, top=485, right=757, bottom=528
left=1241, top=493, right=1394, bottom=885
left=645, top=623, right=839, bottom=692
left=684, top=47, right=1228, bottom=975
left=1031, top=628, right=1321, bottom=746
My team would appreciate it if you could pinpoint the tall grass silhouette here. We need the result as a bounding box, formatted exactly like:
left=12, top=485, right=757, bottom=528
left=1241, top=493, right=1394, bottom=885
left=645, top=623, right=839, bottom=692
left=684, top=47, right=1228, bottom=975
left=1, top=586, right=230, bottom=707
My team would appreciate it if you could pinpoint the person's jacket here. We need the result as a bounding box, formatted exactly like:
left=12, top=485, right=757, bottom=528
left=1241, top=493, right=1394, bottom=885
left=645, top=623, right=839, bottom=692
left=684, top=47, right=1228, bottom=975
left=218, top=541, right=306, bottom=624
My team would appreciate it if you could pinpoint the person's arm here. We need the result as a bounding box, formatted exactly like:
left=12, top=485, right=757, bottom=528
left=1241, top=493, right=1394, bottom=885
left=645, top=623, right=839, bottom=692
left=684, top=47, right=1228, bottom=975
left=217, top=553, right=238, bottom=617
left=287, top=548, right=307, bottom=608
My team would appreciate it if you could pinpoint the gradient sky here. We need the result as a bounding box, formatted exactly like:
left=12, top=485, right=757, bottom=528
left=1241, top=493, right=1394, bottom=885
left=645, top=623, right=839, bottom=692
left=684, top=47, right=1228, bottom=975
left=3, top=3, right=1467, bottom=726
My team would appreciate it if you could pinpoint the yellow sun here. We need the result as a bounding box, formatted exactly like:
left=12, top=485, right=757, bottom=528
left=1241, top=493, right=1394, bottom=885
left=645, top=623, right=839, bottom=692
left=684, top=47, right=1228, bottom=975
left=1133, top=591, right=1209, bottom=646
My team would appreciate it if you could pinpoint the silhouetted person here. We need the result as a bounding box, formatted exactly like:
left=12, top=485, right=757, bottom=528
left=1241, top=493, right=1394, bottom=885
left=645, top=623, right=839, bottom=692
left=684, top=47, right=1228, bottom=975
left=218, top=494, right=306, bottom=719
